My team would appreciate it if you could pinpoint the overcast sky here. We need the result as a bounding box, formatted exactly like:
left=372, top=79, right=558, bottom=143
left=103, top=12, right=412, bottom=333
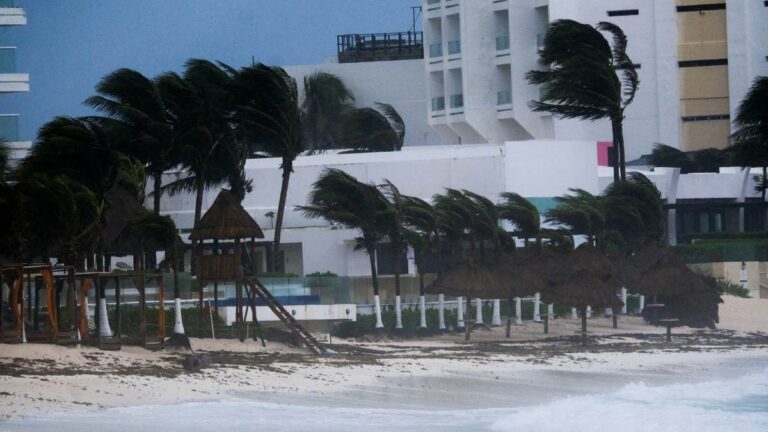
left=0, top=0, right=420, bottom=140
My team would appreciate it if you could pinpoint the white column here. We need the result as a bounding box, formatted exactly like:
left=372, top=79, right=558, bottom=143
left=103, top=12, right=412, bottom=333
left=639, top=295, right=645, bottom=314
left=620, top=288, right=628, bottom=314
left=605, top=307, right=612, bottom=317
left=419, top=295, right=427, bottom=328
left=475, top=298, right=483, bottom=325
left=571, top=307, right=578, bottom=320
left=515, top=297, right=522, bottom=325
left=492, top=299, right=502, bottom=326
left=533, top=293, right=541, bottom=322
left=457, top=296, right=465, bottom=328
left=586, top=305, right=592, bottom=319
left=438, top=294, right=446, bottom=330
left=98, top=298, right=113, bottom=337
left=174, top=297, right=185, bottom=334
left=21, top=320, right=27, bottom=343
left=395, top=295, right=403, bottom=329
left=547, top=303, right=554, bottom=319
left=374, top=295, right=384, bottom=329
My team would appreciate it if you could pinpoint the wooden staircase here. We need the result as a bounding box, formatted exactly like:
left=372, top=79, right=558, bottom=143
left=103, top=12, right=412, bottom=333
left=247, top=278, right=326, bottom=355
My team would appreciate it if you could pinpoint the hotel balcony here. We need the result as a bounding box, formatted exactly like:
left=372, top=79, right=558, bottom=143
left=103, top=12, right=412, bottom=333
left=431, top=96, right=446, bottom=112
left=0, top=114, right=31, bottom=165
left=337, top=31, right=424, bottom=64
left=429, top=42, right=443, bottom=58
left=449, top=94, right=464, bottom=109
left=0, top=0, right=26, bottom=26
left=447, top=40, right=461, bottom=56
left=496, top=34, right=510, bottom=51
left=0, top=47, right=29, bottom=92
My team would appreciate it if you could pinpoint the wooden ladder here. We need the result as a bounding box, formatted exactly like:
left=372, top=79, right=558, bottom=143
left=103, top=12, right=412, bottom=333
left=247, top=278, right=326, bottom=355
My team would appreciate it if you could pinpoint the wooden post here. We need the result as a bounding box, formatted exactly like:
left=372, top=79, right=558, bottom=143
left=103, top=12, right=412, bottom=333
left=67, top=268, right=77, bottom=334
left=612, top=314, right=618, bottom=329
left=33, top=276, right=41, bottom=332
left=505, top=316, right=512, bottom=338
left=544, top=313, right=549, bottom=334
left=581, top=306, right=588, bottom=347
left=157, top=275, right=165, bottom=339
left=115, top=277, right=121, bottom=339
left=138, top=274, right=147, bottom=342
left=95, top=275, right=101, bottom=345
left=26, top=272, right=32, bottom=324
left=666, top=325, right=672, bottom=342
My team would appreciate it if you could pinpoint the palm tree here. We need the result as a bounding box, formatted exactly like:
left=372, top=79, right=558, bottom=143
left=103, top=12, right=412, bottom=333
left=545, top=189, right=605, bottom=247
left=301, top=72, right=354, bottom=152
left=298, top=169, right=394, bottom=331
left=380, top=180, right=408, bottom=331
left=401, top=195, right=440, bottom=329
left=84, top=68, right=177, bottom=214
left=527, top=20, right=639, bottom=182
left=498, top=192, right=541, bottom=247
left=337, top=105, right=405, bottom=152
left=731, top=76, right=768, bottom=216
left=229, top=64, right=303, bottom=273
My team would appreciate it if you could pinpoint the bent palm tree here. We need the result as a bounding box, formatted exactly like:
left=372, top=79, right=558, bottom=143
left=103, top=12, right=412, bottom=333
left=230, top=64, right=303, bottom=272
left=498, top=192, right=541, bottom=247
left=337, top=105, right=404, bottom=152
left=380, top=180, right=408, bottom=330
left=401, top=195, right=440, bottom=329
left=528, top=20, right=639, bottom=181
left=731, top=76, right=768, bottom=219
left=302, top=72, right=354, bottom=152
left=298, top=169, right=394, bottom=330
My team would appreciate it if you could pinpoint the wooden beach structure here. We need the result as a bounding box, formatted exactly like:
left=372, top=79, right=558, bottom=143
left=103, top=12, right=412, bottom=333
left=189, top=190, right=326, bottom=355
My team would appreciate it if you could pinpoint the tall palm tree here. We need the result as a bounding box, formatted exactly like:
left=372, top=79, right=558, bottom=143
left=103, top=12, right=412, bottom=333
left=401, top=195, right=440, bottom=329
left=298, top=169, right=394, bottom=331
left=380, top=180, right=408, bottom=331
left=230, top=64, right=303, bottom=273
left=527, top=20, right=639, bottom=182
left=302, top=72, right=354, bottom=152
left=731, top=76, right=768, bottom=213
left=84, top=68, right=176, bottom=214
left=498, top=192, right=541, bottom=247
left=337, top=105, right=405, bottom=153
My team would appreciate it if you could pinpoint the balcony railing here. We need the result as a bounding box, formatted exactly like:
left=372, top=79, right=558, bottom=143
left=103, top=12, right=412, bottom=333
left=337, top=31, right=423, bottom=64
left=0, top=47, right=16, bottom=74
left=450, top=94, right=464, bottom=109
left=496, top=34, right=510, bottom=50
left=497, top=90, right=512, bottom=106
left=0, top=115, right=19, bottom=141
left=429, top=42, right=443, bottom=58
left=427, top=0, right=441, bottom=4
left=537, top=33, right=545, bottom=49
left=431, top=96, right=445, bottom=111
left=448, top=40, right=461, bottom=55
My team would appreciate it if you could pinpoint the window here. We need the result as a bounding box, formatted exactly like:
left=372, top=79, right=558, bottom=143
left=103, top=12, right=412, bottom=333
left=676, top=3, right=725, bottom=12
left=678, top=59, right=728, bottom=67
left=607, top=9, right=639, bottom=16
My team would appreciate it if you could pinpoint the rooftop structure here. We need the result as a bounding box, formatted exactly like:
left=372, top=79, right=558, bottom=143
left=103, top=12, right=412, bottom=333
left=337, top=31, right=424, bottom=64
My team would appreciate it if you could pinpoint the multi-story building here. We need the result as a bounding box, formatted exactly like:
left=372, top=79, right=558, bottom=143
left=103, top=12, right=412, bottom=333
left=0, top=0, right=29, bottom=164
left=422, top=0, right=768, bottom=159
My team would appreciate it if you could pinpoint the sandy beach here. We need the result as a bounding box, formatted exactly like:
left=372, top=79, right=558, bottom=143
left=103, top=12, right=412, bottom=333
left=1, top=295, right=767, bottom=424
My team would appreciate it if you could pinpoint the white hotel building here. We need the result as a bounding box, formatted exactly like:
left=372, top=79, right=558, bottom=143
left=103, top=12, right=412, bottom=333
left=157, top=1, right=768, bottom=299
left=0, top=0, right=29, bottom=163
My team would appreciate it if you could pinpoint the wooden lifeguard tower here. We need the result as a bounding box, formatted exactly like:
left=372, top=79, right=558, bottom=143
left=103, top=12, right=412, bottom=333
left=189, top=190, right=325, bottom=355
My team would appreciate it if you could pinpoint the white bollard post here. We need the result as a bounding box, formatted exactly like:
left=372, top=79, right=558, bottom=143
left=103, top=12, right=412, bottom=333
left=173, top=297, right=185, bottom=334
left=374, top=295, right=384, bottom=329
left=21, top=320, right=27, bottom=343
left=515, top=297, right=522, bottom=325
left=586, top=305, right=592, bottom=319
left=395, top=295, right=403, bottom=329
left=621, top=288, right=628, bottom=314
left=533, top=293, right=541, bottom=322
left=475, top=298, right=484, bottom=325
left=571, top=307, right=578, bottom=320
left=492, top=299, right=502, bottom=326
left=98, top=298, right=113, bottom=337
left=438, top=294, right=446, bottom=330
left=639, top=295, right=645, bottom=314
left=547, top=303, right=554, bottom=320
left=457, top=296, right=465, bottom=328
left=605, top=307, right=612, bottom=317
left=419, top=295, right=427, bottom=328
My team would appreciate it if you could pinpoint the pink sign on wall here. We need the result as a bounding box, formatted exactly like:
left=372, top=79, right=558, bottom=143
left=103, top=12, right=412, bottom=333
left=597, top=141, right=614, bottom=166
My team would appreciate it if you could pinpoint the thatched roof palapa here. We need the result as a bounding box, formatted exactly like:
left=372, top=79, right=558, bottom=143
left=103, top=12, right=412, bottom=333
left=189, top=190, right=265, bottom=241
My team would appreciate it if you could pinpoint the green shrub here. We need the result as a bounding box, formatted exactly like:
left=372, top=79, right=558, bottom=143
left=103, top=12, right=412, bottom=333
left=717, top=279, right=751, bottom=298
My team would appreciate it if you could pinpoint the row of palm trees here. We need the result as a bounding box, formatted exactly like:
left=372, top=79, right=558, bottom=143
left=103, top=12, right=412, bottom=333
left=299, top=168, right=664, bottom=330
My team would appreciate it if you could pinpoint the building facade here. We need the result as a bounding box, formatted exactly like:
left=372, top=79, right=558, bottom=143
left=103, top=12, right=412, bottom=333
left=0, top=0, right=29, bottom=164
left=422, top=0, right=768, bottom=158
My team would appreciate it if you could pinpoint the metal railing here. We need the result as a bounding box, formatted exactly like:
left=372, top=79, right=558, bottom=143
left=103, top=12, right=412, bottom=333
left=497, top=90, right=512, bottom=106
left=496, top=34, right=510, bottom=50
left=337, top=31, right=424, bottom=64
left=450, top=93, right=464, bottom=109
left=0, top=47, right=16, bottom=74
left=537, top=33, right=545, bottom=49
left=448, top=40, right=461, bottom=55
left=427, top=0, right=441, bottom=4
left=0, top=114, right=19, bottom=141
left=431, top=96, right=446, bottom=111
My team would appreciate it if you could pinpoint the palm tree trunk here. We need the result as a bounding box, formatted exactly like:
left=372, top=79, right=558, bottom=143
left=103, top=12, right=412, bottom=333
left=612, top=118, right=627, bottom=181
left=393, top=249, right=402, bottom=330
left=193, top=179, right=204, bottom=307
left=610, top=120, right=621, bottom=182
left=153, top=170, right=162, bottom=214
left=580, top=305, right=588, bottom=347
left=271, top=159, right=292, bottom=273
left=418, top=255, right=427, bottom=329
left=762, top=166, right=767, bottom=230
left=368, top=247, right=383, bottom=329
